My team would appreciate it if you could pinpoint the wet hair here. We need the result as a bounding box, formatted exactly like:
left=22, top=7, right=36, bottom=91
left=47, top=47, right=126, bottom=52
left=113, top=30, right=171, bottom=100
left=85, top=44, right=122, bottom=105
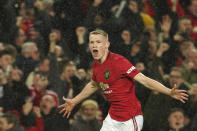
left=89, top=29, right=108, bottom=40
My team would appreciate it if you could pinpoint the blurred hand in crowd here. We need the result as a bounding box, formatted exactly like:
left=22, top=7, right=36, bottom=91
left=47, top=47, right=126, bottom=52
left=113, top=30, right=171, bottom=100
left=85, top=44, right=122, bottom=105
left=156, top=42, right=169, bottom=57
left=93, top=0, right=103, bottom=7
left=111, top=5, right=119, bottom=12
left=22, top=98, right=33, bottom=115
left=136, top=62, right=145, bottom=71
left=33, top=106, right=42, bottom=118
left=49, top=32, right=57, bottom=43
left=76, top=26, right=86, bottom=45
left=49, top=32, right=57, bottom=53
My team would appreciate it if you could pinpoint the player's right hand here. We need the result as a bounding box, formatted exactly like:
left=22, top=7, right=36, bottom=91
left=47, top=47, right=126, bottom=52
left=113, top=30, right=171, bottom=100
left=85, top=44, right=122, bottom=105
left=58, top=97, right=76, bottom=118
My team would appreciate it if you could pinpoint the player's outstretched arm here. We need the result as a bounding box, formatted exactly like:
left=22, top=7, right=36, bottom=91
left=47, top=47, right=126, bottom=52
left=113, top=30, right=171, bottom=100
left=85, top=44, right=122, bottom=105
left=58, top=80, right=99, bottom=118
left=134, top=73, right=188, bottom=103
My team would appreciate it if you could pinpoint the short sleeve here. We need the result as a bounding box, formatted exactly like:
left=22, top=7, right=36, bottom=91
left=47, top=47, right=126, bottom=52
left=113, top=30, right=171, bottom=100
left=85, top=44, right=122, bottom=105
left=117, top=57, right=140, bottom=79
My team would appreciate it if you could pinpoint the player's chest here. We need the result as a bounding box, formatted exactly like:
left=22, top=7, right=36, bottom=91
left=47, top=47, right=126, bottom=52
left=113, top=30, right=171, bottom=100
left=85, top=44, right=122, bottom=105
left=94, top=65, right=119, bottom=86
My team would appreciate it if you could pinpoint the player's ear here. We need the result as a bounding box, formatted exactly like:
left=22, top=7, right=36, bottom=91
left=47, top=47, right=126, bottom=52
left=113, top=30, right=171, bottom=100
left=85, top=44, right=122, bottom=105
left=106, top=42, right=110, bottom=48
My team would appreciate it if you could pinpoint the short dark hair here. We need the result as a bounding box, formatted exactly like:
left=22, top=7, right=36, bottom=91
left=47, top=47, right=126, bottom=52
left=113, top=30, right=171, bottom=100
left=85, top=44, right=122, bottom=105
left=169, top=108, right=184, bottom=116
left=0, top=49, right=12, bottom=58
left=34, top=71, right=48, bottom=78
left=170, top=67, right=183, bottom=76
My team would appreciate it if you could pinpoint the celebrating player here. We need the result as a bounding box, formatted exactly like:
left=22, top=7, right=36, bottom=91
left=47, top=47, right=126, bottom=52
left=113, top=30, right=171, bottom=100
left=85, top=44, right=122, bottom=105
left=58, top=29, right=188, bottom=131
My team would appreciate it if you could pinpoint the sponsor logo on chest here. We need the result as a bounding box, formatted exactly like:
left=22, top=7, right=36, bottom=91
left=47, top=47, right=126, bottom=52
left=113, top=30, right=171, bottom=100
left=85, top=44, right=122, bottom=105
left=99, top=82, right=109, bottom=91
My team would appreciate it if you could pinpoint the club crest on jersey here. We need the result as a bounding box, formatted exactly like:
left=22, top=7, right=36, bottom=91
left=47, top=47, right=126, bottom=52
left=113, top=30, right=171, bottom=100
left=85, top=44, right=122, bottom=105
left=104, top=70, right=110, bottom=80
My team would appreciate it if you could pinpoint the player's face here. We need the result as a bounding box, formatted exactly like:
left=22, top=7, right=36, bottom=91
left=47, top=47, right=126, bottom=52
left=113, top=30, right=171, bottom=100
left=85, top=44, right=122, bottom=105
left=89, top=34, right=109, bottom=63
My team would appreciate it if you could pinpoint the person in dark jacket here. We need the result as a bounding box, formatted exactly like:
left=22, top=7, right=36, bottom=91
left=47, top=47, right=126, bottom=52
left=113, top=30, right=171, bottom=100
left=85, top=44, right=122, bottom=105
left=40, top=94, right=70, bottom=131
left=70, top=99, right=102, bottom=131
left=159, top=108, right=187, bottom=131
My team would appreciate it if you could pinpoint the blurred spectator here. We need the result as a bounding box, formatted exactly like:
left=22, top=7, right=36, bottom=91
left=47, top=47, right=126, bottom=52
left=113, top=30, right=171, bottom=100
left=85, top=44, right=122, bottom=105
left=0, top=113, right=24, bottom=131
left=40, top=94, right=70, bottom=131
left=168, top=0, right=197, bottom=42
left=15, top=42, right=39, bottom=80
left=0, top=50, right=14, bottom=75
left=50, top=29, right=73, bottom=60
left=7, top=67, right=30, bottom=111
left=84, top=0, right=111, bottom=31
left=0, top=1, right=17, bottom=44
left=46, top=32, right=70, bottom=105
left=159, top=108, right=186, bottom=131
left=165, top=67, right=190, bottom=114
left=189, top=84, right=197, bottom=131
left=116, top=30, right=132, bottom=58
left=121, top=0, right=145, bottom=40
left=127, top=41, right=141, bottom=65
left=142, top=88, right=171, bottom=131
left=9, top=27, right=27, bottom=54
left=68, top=26, right=89, bottom=67
left=21, top=98, right=44, bottom=131
left=26, top=56, right=50, bottom=87
left=173, top=16, right=192, bottom=43
left=70, top=99, right=102, bottom=131
left=30, top=71, right=58, bottom=107
left=181, top=48, right=197, bottom=84
left=0, top=67, right=16, bottom=112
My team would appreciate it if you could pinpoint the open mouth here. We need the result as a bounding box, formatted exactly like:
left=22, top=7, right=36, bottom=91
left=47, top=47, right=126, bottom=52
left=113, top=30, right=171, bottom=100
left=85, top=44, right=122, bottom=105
left=92, top=49, right=99, bottom=57
left=93, top=49, right=98, bottom=53
left=175, top=122, right=179, bottom=125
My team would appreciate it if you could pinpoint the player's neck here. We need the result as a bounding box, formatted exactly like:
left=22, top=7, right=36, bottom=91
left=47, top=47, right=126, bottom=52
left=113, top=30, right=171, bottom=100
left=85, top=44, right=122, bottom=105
left=98, top=50, right=109, bottom=64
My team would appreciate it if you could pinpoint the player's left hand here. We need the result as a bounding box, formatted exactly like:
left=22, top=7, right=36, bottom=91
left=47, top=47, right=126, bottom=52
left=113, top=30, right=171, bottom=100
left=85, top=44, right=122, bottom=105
left=170, top=84, right=189, bottom=103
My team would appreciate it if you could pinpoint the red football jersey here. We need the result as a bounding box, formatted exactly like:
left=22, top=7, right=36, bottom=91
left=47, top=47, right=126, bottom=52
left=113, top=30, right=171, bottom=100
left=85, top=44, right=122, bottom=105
left=92, top=52, right=142, bottom=121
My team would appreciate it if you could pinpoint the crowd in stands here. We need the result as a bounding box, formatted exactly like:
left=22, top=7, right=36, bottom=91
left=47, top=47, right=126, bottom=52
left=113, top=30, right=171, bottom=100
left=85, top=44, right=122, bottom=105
left=0, top=0, right=197, bottom=131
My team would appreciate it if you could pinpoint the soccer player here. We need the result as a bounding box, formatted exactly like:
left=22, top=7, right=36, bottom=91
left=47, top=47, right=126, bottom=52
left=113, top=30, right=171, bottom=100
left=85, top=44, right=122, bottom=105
left=58, top=29, right=188, bottom=131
